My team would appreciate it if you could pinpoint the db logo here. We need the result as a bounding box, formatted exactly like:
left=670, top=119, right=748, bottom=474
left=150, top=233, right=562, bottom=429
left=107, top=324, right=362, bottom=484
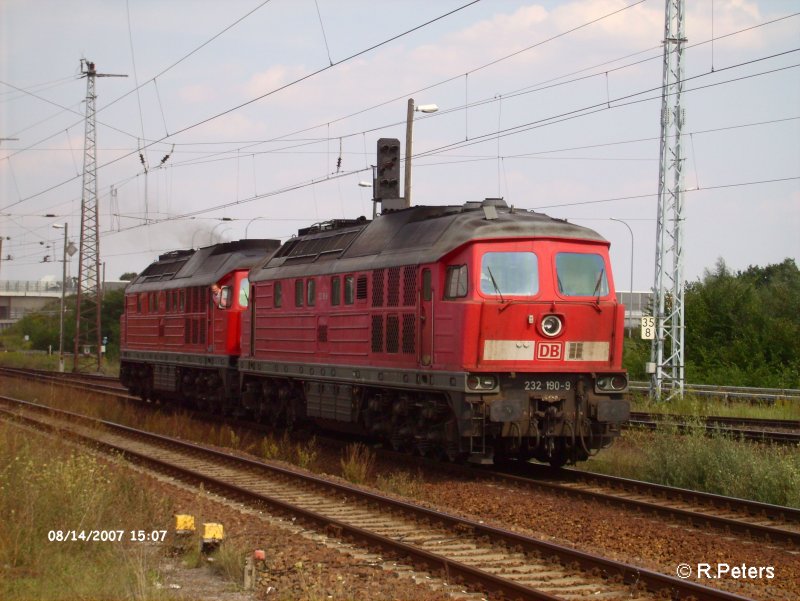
left=537, top=342, right=563, bottom=360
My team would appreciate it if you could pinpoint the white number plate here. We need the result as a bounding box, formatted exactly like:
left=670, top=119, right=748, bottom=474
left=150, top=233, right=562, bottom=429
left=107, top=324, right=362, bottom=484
left=524, top=380, right=572, bottom=392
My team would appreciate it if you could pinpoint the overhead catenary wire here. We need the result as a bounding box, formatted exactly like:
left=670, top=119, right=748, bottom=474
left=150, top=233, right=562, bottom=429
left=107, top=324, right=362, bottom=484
left=2, top=3, right=798, bottom=262
left=413, top=52, right=800, bottom=161
left=125, top=13, right=800, bottom=175
left=314, top=0, right=334, bottom=66
left=3, top=50, right=797, bottom=238
left=6, top=51, right=796, bottom=246
left=0, top=0, right=483, bottom=212
left=152, top=50, right=800, bottom=175
left=4, top=3, right=793, bottom=186
left=0, top=0, right=277, bottom=163
left=160, top=7, right=797, bottom=167
left=0, top=79, right=140, bottom=141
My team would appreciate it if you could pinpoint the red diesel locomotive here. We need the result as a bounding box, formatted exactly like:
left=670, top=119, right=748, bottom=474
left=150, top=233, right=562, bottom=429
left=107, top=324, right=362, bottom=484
left=120, top=198, right=629, bottom=465
left=120, top=239, right=280, bottom=406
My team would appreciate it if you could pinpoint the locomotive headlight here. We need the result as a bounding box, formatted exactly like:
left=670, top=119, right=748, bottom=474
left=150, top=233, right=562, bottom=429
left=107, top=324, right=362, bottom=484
left=596, top=374, right=628, bottom=392
left=480, top=375, right=497, bottom=389
left=467, top=374, right=498, bottom=391
left=540, top=314, right=563, bottom=338
left=611, top=375, right=628, bottom=390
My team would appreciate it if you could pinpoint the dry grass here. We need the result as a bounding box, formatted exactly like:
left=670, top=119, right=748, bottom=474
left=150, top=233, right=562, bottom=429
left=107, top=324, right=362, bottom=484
left=340, top=443, right=375, bottom=484
left=375, top=469, right=426, bottom=498
left=0, top=421, right=174, bottom=600
left=0, top=350, right=120, bottom=376
left=630, top=391, right=800, bottom=421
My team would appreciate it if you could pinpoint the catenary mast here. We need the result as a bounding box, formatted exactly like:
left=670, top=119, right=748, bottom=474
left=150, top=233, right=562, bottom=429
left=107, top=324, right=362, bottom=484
left=74, top=60, right=126, bottom=372
left=650, top=0, right=686, bottom=400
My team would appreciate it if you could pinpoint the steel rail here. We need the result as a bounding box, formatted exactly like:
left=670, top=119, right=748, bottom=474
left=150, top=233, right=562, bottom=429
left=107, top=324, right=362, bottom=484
left=6, top=366, right=799, bottom=545
left=486, top=463, right=800, bottom=547
left=626, top=417, right=800, bottom=445
left=0, top=395, right=752, bottom=601
left=630, top=411, right=800, bottom=430
left=555, top=465, right=800, bottom=523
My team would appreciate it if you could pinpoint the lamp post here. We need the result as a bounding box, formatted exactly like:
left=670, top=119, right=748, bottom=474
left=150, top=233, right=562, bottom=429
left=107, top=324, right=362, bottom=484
left=52, top=223, right=72, bottom=372
left=610, top=218, right=634, bottom=337
left=404, top=98, right=438, bottom=207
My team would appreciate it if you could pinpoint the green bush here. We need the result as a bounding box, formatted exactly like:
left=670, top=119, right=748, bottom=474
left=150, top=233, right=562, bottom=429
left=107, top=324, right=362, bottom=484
left=623, top=258, right=800, bottom=388
left=585, top=426, right=800, bottom=507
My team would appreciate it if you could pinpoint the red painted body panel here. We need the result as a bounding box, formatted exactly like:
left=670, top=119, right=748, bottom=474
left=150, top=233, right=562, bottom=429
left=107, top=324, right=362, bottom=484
left=120, top=270, right=250, bottom=358
left=247, top=236, right=624, bottom=376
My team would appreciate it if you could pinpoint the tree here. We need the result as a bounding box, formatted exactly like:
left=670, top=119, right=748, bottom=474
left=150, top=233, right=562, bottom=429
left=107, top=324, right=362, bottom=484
left=683, top=258, right=799, bottom=387
left=100, top=288, right=125, bottom=359
left=119, top=272, right=137, bottom=281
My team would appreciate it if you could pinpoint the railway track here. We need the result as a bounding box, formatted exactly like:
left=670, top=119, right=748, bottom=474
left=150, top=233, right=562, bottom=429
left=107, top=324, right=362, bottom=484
left=5, top=366, right=797, bottom=446
left=630, top=412, right=800, bottom=431
left=628, top=381, right=800, bottom=404
left=488, top=462, right=800, bottom=548
left=0, top=393, right=757, bottom=601
left=4, top=366, right=799, bottom=547
left=627, top=412, right=800, bottom=445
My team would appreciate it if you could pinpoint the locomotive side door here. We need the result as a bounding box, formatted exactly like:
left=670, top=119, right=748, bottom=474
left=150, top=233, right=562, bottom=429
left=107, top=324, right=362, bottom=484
left=207, top=285, right=215, bottom=352
left=419, top=268, right=433, bottom=366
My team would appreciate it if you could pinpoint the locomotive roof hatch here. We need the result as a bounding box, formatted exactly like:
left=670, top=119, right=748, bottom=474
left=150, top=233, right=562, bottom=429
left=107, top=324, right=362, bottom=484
left=127, top=239, right=281, bottom=292
left=250, top=198, right=607, bottom=282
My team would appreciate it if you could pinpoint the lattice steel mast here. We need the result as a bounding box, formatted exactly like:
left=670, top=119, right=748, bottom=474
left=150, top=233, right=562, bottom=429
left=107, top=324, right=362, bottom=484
left=650, top=0, right=686, bottom=400
left=74, top=60, right=126, bottom=372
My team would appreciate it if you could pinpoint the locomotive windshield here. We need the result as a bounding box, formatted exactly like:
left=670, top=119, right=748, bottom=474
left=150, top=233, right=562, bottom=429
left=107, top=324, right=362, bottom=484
left=556, top=253, right=609, bottom=297
left=480, top=252, right=539, bottom=296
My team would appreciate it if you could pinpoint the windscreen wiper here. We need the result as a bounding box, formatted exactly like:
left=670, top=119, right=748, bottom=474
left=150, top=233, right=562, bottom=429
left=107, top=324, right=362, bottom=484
left=486, top=267, right=506, bottom=304
left=593, top=267, right=606, bottom=300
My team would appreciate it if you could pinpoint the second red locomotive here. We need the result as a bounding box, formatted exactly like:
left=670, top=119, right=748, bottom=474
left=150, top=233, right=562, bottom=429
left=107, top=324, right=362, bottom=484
left=120, top=198, right=629, bottom=466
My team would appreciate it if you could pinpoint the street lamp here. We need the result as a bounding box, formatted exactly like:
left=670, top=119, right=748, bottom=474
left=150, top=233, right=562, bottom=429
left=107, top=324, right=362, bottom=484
left=404, top=98, right=438, bottom=207
left=52, top=223, right=77, bottom=372
left=610, top=218, right=634, bottom=337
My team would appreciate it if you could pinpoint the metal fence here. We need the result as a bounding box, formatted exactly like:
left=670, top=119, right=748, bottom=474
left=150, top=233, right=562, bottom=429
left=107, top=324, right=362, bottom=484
left=629, top=381, right=800, bottom=403
left=0, top=280, right=77, bottom=294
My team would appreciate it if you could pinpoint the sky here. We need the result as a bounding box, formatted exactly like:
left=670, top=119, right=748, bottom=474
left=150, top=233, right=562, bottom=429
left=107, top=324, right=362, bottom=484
left=1, top=0, right=798, bottom=293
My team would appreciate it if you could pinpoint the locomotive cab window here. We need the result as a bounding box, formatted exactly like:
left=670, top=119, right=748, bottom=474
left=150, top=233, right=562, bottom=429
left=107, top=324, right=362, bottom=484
left=480, top=252, right=538, bottom=297
left=331, top=276, right=341, bottom=306
left=295, top=279, right=304, bottom=307
left=556, top=253, right=609, bottom=297
left=239, top=278, right=250, bottom=308
left=274, top=282, right=282, bottom=308
left=444, top=265, right=468, bottom=299
left=216, top=286, right=232, bottom=309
